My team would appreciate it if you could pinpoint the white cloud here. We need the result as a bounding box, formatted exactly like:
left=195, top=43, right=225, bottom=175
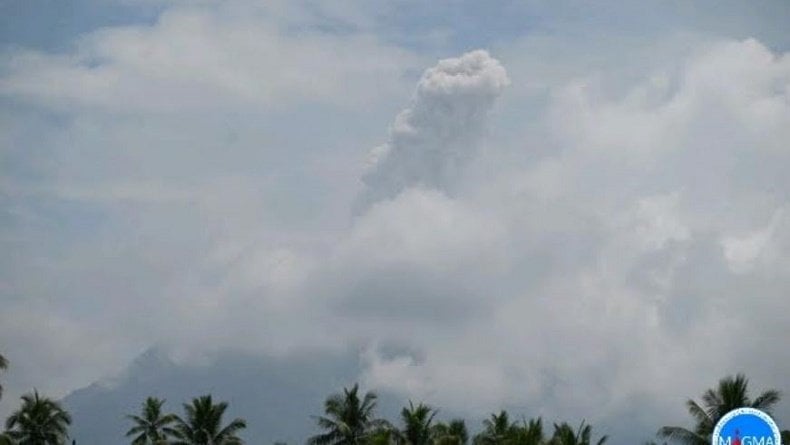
left=341, top=187, right=505, bottom=272
left=3, top=2, right=790, bottom=439
left=0, top=3, right=419, bottom=113
left=334, top=38, right=790, bottom=431
left=722, top=210, right=785, bottom=274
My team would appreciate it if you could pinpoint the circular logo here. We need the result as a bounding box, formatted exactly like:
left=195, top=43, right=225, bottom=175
left=712, top=408, right=781, bottom=445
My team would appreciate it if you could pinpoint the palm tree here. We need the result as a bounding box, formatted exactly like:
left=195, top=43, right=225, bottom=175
left=510, top=418, right=544, bottom=445
left=432, top=419, right=468, bottom=445
left=0, top=353, right=8, bottom=401
left=308, top=384, right=388, bottom=445
left=368, top=427, right=396, bottom=445
left=0, top=354, right=10, bottom=445
left=5, top=389, right=72, bottom=444
left=474, top=411, right=517, bottom=445
left=397, top=401, right=436, bottom=445
left=125, top=397, right=178, bottom=444
left=548, top=421, right=606, bottom=445
left=169, top=395, right=246, bottom=445
left=657, top=374, right=781, bottom=444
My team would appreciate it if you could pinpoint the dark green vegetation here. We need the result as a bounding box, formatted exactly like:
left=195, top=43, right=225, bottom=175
left=4, top=390, right=71, bottom=445
left=168, top=395, right=247, bottom=445
left=125, top=397, right=177, bottom=445
left=0, top=353, right=7, bottom=401
left=657, top=373, right=783, bottom=445
left=0, top=353, right=787, bottom=444
left=306, top=388, right=607, bottom=445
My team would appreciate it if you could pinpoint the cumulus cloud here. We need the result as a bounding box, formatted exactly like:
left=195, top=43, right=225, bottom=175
left=337, top=38, right=790, bottom=436
left=722, top=209, right=785, bottom=274
left=0, top=3, right=418, bottom=113
left=3, top=3, right=790, bottom=441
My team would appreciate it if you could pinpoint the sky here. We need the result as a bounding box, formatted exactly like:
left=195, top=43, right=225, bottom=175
left=2, top=0, right=790, bottom=441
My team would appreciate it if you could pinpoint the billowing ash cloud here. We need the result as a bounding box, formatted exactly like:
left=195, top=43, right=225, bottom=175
left=343, top=38, right=790, bottom=440
left=359, top=50, right=510, bottom=207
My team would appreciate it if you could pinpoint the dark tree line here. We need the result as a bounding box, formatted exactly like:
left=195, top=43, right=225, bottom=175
left=1, top=352, right=788, bottom=445
left=306, top=383, right=605, bottom=445
left=124, top=395, right=246, bottom=445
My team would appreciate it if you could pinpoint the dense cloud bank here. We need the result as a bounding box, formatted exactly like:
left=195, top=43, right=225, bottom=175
left=2, top=2, right=790, bottom=442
